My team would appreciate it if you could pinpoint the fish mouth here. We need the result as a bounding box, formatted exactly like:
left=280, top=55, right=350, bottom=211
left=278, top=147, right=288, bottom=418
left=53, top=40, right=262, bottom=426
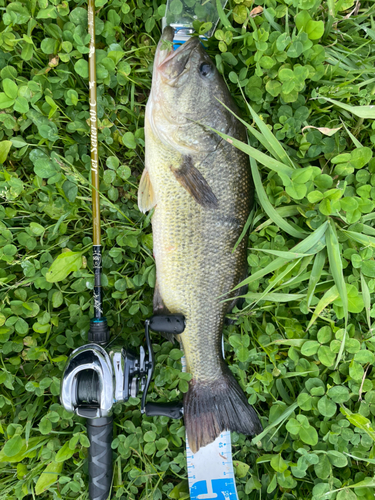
left=156, top=27, right=200, bottom=81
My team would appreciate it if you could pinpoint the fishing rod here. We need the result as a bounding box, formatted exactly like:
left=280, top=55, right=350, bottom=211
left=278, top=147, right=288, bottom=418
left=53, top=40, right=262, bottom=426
left=69, top=0, right=113, bottom=497
left=61, top=2, right=183, bottom=499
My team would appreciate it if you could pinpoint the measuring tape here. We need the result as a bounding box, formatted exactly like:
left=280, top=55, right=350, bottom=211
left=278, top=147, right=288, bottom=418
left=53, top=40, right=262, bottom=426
left=186, top=431, right=238, bottom=500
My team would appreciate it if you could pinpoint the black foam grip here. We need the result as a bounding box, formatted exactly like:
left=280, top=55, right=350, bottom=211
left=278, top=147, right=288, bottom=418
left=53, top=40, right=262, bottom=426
left=145, top=401, right=183, bottom=419
left=87, top=417, right=113, bottom=500
left=149, top=314, right=185, bottom=335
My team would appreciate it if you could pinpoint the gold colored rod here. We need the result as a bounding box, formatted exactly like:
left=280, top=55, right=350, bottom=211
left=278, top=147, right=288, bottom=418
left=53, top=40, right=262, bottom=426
left=88, top=0, right=100, bottom=246
left=88, top=0, right=103, bottom=319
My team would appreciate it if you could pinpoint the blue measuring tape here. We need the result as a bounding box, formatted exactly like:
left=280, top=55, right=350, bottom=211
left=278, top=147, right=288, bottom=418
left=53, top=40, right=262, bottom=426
left=186, top=432, right=238, bottom=500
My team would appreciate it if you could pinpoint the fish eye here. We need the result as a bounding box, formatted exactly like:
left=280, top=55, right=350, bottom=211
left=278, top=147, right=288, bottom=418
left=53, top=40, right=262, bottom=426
left=199, top=63, right=213, bottom=77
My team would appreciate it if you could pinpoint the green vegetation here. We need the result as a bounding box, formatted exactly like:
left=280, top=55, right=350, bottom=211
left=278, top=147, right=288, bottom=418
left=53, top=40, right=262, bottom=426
left=1, top=0, right=375, bottom=498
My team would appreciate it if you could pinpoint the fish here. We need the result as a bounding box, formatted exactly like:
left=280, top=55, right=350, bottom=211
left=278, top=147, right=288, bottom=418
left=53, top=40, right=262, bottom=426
left=138, top=26, right=262, bottom=453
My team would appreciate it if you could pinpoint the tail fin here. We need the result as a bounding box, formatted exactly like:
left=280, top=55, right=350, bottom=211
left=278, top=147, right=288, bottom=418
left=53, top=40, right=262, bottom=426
left=184, top=366, right=262, bottom=453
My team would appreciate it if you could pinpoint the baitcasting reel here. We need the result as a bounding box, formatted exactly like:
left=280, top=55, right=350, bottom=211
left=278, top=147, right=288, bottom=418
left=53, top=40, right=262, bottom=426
left=60, top=314, right=185, bottom=421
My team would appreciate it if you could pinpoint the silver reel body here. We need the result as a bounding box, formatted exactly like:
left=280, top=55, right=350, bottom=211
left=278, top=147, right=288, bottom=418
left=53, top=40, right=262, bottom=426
left=60, top=315, right=185, bottom=420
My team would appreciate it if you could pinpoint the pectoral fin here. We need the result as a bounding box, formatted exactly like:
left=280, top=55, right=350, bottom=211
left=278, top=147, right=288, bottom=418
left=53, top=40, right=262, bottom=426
left=171, top=155, right=218, bottom=209
left=138, top=168, right=156, bottom=213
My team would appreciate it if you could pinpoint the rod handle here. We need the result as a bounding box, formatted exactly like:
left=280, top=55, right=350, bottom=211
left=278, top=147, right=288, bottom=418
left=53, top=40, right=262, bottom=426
left=87, top=417, right=113, bottom=500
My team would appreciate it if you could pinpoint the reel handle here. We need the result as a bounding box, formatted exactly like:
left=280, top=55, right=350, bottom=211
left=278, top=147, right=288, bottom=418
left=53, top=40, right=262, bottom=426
left=87, top=417, right=113, bottom=500
left=149, top=314, right=185, bottom=335
left=145, top=401, right=183, bottom=419
left=141, top=314, right=185, bottom=413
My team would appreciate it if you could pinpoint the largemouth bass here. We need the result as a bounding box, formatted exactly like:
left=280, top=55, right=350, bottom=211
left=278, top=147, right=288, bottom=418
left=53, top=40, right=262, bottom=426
left=139, top=26, right=262, bottom=453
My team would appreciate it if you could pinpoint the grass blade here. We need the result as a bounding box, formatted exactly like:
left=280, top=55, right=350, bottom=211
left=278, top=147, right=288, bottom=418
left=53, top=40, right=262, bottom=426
left=271, top=339, right=306, bottom=347
left=232, top=206, right=254, bottom=253
left=326, top=221, right=348, bottom=369
left=245, top=101, right=295, bottom=169
left=254, top=205, right=300, bottom=231
left=362, top=213, right=375, bottom=222
left=362, top=225, right=375, bottom=237
left=250, top=157, right=307, bottom=239
left=326, top=221, right=348, bottom=327
left=232, top=256, right=291, bottom=290
left=276, top=379, right=292, bottom=404
left=233, top=221, right=328, bottom=290
left=218, top=93, right=295, bottom=169
left=358, top=77, right=375, bottom=88
left=275, top=271, right=312, bottom=290
left=250, top=248, right=313, bottom=259
left=322, top=0, right=335, bottom=41
left=344, top=453, right=375, bottom=465
left=343, top=230, right=375, bottom=248
left=361, top=272, right=372, bottom=332
left=216, top=97, right=284, bottom=162
left=251, top=258, right=302, bottom=306
left=334, top=328, right=346, bottom=370
left=299, top=227, right=328, bottom=255
left=263, top=9, right=283, bottom=32
left=244, top=292, right=305, bottom=302
left=316, top=96, right=375, bottom=119
left=210, top=126, right=294, bottom=177
left=279, top=221, right=327, bottom=254
left=340, top=118, right=363, bottom=148
left=216, top=0, right=232, bottom=29
left=306, top=249, right=327, bottom=307
left=246, top=123, right=279, bottom=159
left=340, top=406, right=375, bottom=441
left=281, top=370, right=316, bottom=378
left=307, top=285, right=339, bottom=330
left=252, top=401, right=299, bottom=445
left=281, top=255, right=314, bottom=288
